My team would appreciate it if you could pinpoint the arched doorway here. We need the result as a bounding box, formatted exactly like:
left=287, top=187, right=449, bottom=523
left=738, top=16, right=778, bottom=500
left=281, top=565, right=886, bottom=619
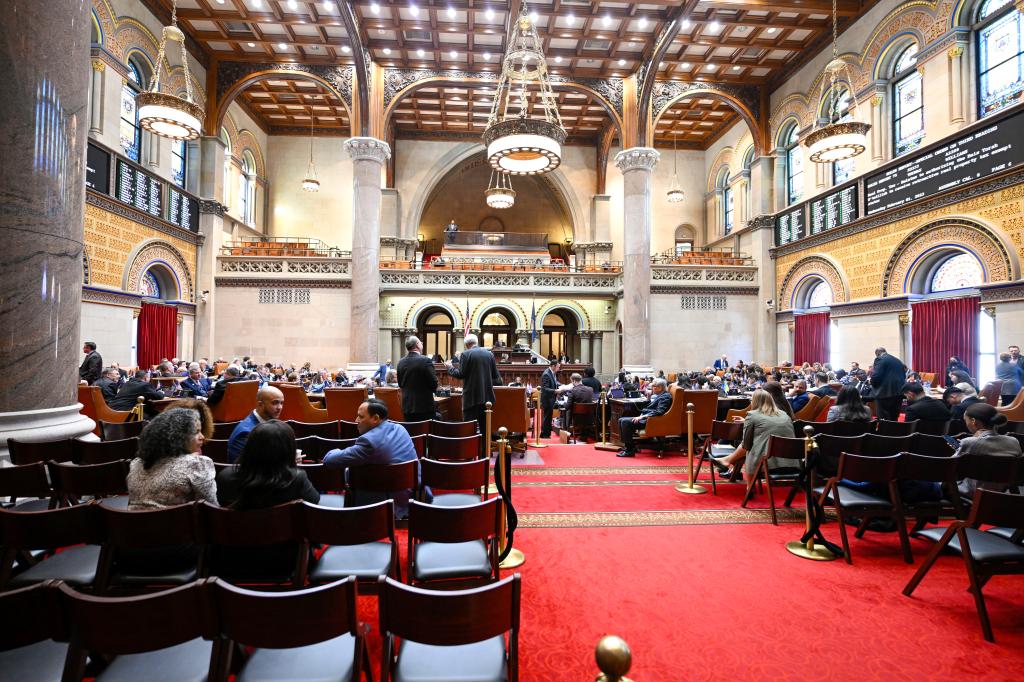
left=416, top=307, right=455, bottom=361
left=137, top=263, right=181, bottom=301
left=479, top=307, right=516, bottom=349
left=541, top=310, right=578, bottom=361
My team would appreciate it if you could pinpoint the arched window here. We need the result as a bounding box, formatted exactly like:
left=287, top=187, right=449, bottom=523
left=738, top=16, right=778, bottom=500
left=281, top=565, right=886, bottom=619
left=976, top=0, right=1024, bottom=117
left=220, top=127, right=232, bottom=206
left=825, top=87, right=856, bottom=185
left=417, top=308, right=454, bottom=360
left=240, top=150, right=256, bottom=226
left=892, top=43, right=924, bottom=156
left=171, top=139, right=187, bottom=188
left=806, top=280, right=834, bottom=308
left=139, top=270, right=161, bottom=298
left=480, top=308, right=515, bottom=349
left=119, top=56, right=150, bottom=162
left=783, top=124, right=803, bottom=205
left=541, top=311, right=578, bottom=360
left=719, top=170, right=734, bottom=234
left=928, top=252, right=985, bottom=292
left=674, top=225, right=695, bottom=256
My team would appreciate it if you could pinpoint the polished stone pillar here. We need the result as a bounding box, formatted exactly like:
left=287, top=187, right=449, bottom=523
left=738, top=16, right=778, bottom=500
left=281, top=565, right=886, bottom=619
left=193, top=136, right=228, bottom=360
left=0, top=0, right=95, bottom=462
left=88, top=60, right=105, bottom=136
left=614, top=147, right=659, bottom=375
left=947, top=42, right=968, bottom=125
left=580, top=331, right=591, bottom=365
left=771, top=149, right=788, bottom=213
left=592, top=333, right=603, bottom=374
left=344, top=137, right=391, bottom=373
left=390, top=330, right=403, bottom=366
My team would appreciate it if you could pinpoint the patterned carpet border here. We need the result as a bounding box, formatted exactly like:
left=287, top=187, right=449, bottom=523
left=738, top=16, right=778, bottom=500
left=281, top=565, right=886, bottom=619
left=512, top=466, right=691, bottom=476
left=514, top=479, right=710, bottom=487
left=517, top=508, right=806, bottom=528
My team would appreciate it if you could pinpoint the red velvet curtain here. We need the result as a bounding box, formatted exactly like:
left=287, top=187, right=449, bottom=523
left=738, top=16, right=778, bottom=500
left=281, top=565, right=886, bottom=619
left=137, top=302, right=178, bottom=369
left=911, top=296, right=979, bottom=377
left=794, top=312, right=830, bottom=366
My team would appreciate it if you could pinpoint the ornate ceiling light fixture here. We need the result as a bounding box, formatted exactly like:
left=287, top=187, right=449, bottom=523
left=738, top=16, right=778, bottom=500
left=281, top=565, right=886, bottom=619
left=801, top=0, right=871, bottom=163
left=666, top=134, right=685, bottom=203
left=301, top=108, right=320, bottom=192
left=482, top=2, right=566, bottom=176
left=136, top=0, right=203, bottom=140
left=485, top=169, right=516, bottom=209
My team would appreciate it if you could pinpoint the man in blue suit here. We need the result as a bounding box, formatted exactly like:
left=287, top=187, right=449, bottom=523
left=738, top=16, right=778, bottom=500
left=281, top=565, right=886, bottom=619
left=616, top=378, right=673, bottom=458
left=323, top=399, right=420, bottom=517
left=180, top=363, right=211, bottom=398
left=226, top=385, right=284, bottom=463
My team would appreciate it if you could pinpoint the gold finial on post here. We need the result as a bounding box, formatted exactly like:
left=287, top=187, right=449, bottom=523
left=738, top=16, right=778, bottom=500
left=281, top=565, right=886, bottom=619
left=485, top=401, right=493, bottom=458
left=786, top=424, right=837, bottom=561
left=675, top=402, right=706, bottom=494
left=595, top=389, right=619, bottom=451
left=595, top=635, right=633, bottom=682
left=530, top=392, right=548, bottom=449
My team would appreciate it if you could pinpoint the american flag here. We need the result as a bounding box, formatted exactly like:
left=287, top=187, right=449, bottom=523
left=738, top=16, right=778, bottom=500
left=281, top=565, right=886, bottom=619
left=464, top=297, right=471, bottom=338
left=530, top=299, right=537, bottom=343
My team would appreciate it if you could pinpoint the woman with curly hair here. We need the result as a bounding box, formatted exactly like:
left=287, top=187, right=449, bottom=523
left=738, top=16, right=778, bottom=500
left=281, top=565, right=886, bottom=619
left=162, top=397, right=214, bottom=439
left=127, top=407, right=217, bottom=510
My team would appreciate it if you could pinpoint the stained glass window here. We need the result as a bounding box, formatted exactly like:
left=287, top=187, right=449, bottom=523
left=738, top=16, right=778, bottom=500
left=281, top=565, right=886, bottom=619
left=723, top=184, right=734, bottom=234
left=929, top=252, right=984, bottom=292
left=785, top=125, right=803, bottom=205
left=139, top=270, right=161, bottom=298
left=807, top=280, right=834, bottom=308
left=978, top=1, right=1024, bottom=117
left=220, top=127, right=232, bottom=206
left=171, top=139, right=186, bottom=188
left=893, top=44, right=925, bottom=156
left=829, top=89, right=856, bottom=185
left=119, top=62, right=143, bottom=162
left=240, top=150, right=256, bottom=226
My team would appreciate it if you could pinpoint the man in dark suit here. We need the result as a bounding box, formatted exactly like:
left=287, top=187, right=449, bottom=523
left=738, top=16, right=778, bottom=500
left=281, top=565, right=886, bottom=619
left=617, top=378, right=673, bottom=457
left=788, top=379, right=811, bottom=413
left=446, top=334, right=504, bottom=447
left=207, top=365, right=245, bottom=407
left=227, top=385, right=285, bottom=463
left=539, top=359, right=560, bottom=438
left=397, top=335, right=439, bottom=423
left=809, top=372, right=837, bottom=397
left=582, top=366, right=603, bottom=395
left=870, top=347, right=907, bottom=421
left=902, top=382, right=951, bottom=434
left=948, top=383, right=982, bottom=435
left=79, top=342, right=103, bottom=385
left=180, top=363, right=212, bottom=398
left=323, top=399, right=420, bottom=517
left=713, top=355, right=729, bottom=370
left=108, top=369, right=167, bottom=418
left=94, top=367, right=122, bottom=404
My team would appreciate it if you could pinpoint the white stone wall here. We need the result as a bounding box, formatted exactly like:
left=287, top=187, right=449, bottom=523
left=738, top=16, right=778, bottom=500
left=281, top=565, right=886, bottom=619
left=81, top=302, right=136, bottom=367
left=649, top=293, right=758, bottom=371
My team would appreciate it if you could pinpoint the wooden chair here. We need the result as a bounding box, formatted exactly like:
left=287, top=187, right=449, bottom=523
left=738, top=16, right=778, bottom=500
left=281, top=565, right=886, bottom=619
left=378, top=574, right=521, bottom=682
left=862, top=433, right=915, bottom=457
left=406, top=497, right=502, bottom=588
left=304, top=437, right=357, bottom=461
left=78, top=385, right=132, bottom=435
left=996, top=388, right=1024, bottom=418
left=0, top=583, right=68, bottom=681
left=567, top=401, right=598, bottom=442
left=903, top=489, right=1024, bottom=642
left=429, top=419, right=478, bottom=437
left=634, top=385, right=686, bottom=454
left=0, top=503, right=103, bottom=589
left=47, top=460, right=130, bottom=508
left=208, top=380, right=259, bottom=423
left=741, top=435, right=806, bottom=525
left=410, top=433, right=427, bottom=459
left=812, top=397, right=836, bottom=422
left=325, top=387, right=369, bottom=421
left=300, top=500, right=399, bottom=586
left=72, top=437, right=138, bottom=465
left=693, top=419, right=744, bottom=494
left=273, top=383, right=331, bottom=423
left=426, top=434, right=482, bottom=461
left=201, top=439, right=231, bottom=464
left=339, top=420, right=361, bottom=439
left=0, top=462, right=54, bottom=511
left=200, top=501, right=307, bottom=586
left=397, top=420, right=431, bottom=437
left=209, top=576, right=367, bottom=682
left=877, top=419, right=918, bottom=436
left=100, top=419, right=148, bottom=441
left=797, top=434, right=866, bottom=508
left=212, top=420, right=240, bottom=439
left=491, top=386, right=530, bottom=445
left=793, top=394, right=827, bottom=421
left=58, top=580, right=221, bottom=682
left=979, top=380, right=1003, bottom=407
left=832, top=420, right=876, bottom=437
left=213, top=361, right=229, bottom=375
left=346, top=460, right=418, bottom=512
left=910, top=433, right=955, bottom=458
left=7, top=438, right=74, bottom=466
left=919, top=372, right=938, bottom=386
left=420, top=457, right=490, bottom=506
left=298, top=463, right=346, bottom=508
left=288, top=419, right=340, bottom=439
left=794, top=419, right=833, bottom=436
left=725, top=405, right=751, bottom=421
left=896, top=453, right=965, bottom=535
left=372, top=387, right=404, bottom=421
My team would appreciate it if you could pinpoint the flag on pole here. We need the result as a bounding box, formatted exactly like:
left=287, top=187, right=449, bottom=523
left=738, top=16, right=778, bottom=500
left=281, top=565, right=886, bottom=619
left=464, top=296, right=471, bottom=338
left=530, top=299, right=537, bottom=344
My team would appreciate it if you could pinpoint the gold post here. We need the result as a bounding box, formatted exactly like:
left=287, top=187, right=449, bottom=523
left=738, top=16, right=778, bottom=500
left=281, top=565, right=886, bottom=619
left=485, top=401, right=493, bottom=458
left=595, top=635, right=633, bottom=682
left=786, top=424, right=837, bottom=561
left=497, top=426, right=525, bottom=568
left=675, top=402, right=706, bottom=494
left=595, top=389, right=619, bottom=451
left=530, top=393, right=548, bottom=449
left=129, top=396, right=146, bottom=422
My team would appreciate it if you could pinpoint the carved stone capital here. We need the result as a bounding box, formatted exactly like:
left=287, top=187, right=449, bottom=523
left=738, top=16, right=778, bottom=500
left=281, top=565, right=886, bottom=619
left=91, top=60, right=105, bottom=72
left=984, top=305, right=997, bottom=318
left=948, top=44, right=964, bottom=59
left=198, top=199, right=226, bottom=216
left=898, top=313, right=911, bottom=326
left=614, top=147, right=660, bottom=173
left=345, top=137, right=392, bottom=164
left=870, top=94, right=883, bottom=107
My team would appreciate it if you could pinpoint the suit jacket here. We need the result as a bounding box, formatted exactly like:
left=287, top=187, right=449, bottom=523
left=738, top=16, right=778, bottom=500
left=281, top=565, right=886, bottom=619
left=789, top=392, right=810, bottom=413
left=397, top=352, right=438, bottom=416
left=582, top=377, right=603, bottom=395
left=323, top=420, right=419, bottom=517
left=227, top=412, right=262, bottom=464
left=956, top=430, right=1023, bottom=496
left=904, top=396, right=951, bottom=425
left=810, top=385, right=837, bottom=397
left=949, top=396, right=983, bottom=435
left=639, top=391, right=673, bottom=421
left=567, top=384, right=595, bottom=404
left=713, top=359, right=729, bottom=370
left=79, top=351, right=103, bottom=384
left=995, top=361, right=1022, bottom=396
left=870, top=353, right=907, bottom=399
left=108, top=380, right=166, bottom=415
left=447, top=347, right=503, bottom=410
left=207, top=376, right=245, bottom=406
left=180, top=376, right=211, bottom=398
left=540, top=367, right=559, bottom=408
left=95, top=377, right=121, bottom=404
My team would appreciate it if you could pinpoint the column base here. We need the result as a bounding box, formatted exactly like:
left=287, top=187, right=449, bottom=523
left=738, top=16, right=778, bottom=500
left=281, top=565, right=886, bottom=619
left=622, top=365, right=655, bottom=377
left=0, top=404, right=96, bottom=465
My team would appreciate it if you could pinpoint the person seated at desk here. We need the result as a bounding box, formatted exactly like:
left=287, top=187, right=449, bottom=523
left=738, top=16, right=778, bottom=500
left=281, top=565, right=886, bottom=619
left=308, top=369, right=333, bottom=394
left=787, top=380, right=810, bottom=413
left=207, top=365, right=246, bottom=407
left=95, top=366, right=123, bottom=404
left=582, top=367, right=602, bottom=395
left=109, top=369, right=169, bottom=418
left=180, top=363, right=211, bottom=398
left=227, top=385, right=285, bottom=464
left=616, top=378, right=672, bottom=458
left=809, top=372, right=837, bottom=397
left=827, top=386, right=872, bottom=422
left=902, top=382, right=951, bottom=429
left=955, top=403, right=1023, bottom=497
left=508, top=376, right=524, bottom=388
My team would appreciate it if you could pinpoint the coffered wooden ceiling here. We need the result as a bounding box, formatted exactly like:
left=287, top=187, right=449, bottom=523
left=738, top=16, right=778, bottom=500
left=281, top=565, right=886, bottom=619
left=150, top=0, right=874, bottom=144
left=238, top=77, right=351, bottom=134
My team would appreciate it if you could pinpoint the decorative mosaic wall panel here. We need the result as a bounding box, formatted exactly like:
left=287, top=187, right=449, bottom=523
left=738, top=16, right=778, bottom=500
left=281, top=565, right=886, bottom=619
left=681, top=295, right=728, bottom=310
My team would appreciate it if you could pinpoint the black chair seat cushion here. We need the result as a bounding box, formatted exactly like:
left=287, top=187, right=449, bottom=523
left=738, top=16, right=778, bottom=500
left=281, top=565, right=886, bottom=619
left=309, top=542, right=392, bottom=581
left=237, top=633, right=356, bottom=682
left=7, top=498, right=52, bottom=512
left=987, top=527, right=1021, bottom=542
left=395, top=635, right=507, bottom=682
left=767, top=467, right=800, bottom=480
left=8, top=545, right=100, bottom=588
left=431, top=493, right=481, bottom=507
left=825, top=486, right=892, bottom=509
left=97, top=637, right=212, bottom=682
left=917, top=527, right=1024, bottom=562
left=109, top=546, right=200, bottom=587
left=317, top=493, right=346, bottom=509
left=98, top=495, right=130, bottom=510
left=0, top=639, right=67, bottom=682
left=412, top=540, right=490, bottom=581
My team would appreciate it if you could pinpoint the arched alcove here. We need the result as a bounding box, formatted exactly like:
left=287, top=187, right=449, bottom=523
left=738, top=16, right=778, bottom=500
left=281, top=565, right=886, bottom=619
left=415, top=306, right=456, bottom=360
left=478, top=306, right=518, bottom=349
left=540, top=309, right=579, bottom=361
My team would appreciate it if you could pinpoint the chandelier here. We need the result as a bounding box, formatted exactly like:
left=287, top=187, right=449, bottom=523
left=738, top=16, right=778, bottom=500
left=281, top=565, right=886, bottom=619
left=481, top=2, right=566, bottom=176
left=301, top=106, right=320, bottom=192
left=666, top=134, right=685, bottom=203
left=802, top=0, right=870, bottom=163
left=136, top=0, right=203, bottom=140
left=485, top=169, right=516, bottom=209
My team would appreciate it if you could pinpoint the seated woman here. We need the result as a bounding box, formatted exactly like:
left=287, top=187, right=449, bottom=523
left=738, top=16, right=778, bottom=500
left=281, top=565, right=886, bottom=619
left=127, top=408, right=217, bottom=510
left=761, top=381, right=794, bottom=420
left=827, top=386, right=872, bottom=422
left=307, top=369, right=333, bottom=394
left=163, top=397, right=214, bottom=440
left=713, top=389, right=794, bottom=480
left=956, top=403, right=1023, bottom=498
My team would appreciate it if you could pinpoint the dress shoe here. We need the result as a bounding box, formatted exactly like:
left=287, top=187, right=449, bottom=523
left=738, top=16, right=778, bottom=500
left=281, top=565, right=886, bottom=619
left=616, top=450, right=635, bottom=458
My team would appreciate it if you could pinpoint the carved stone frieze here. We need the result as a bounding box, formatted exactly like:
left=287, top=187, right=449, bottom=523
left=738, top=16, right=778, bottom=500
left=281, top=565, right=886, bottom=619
left=220, top=260, right=284, bottom=274
left=198, top=199, right=225, bottom=216
left=980, top=282, right=1024, bottom=303
left=650, top=285, right=759, bottom=296
left=614, top=147, right=660, bottom=172
left=344, top=137, right=391, bottom=164
left=215, top=278, right=351, bottom=289
left=827, top=296, right=913, bottom=319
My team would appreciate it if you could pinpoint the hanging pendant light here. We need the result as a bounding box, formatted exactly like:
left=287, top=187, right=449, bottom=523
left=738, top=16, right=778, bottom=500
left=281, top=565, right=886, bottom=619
left=666, top=134, right=685, bottom=203
left=302, top=108, right=320, bottom=192
left=482, top=2, right=566, bottom=176
left=485, top=169, right=516, bottom=209
left=801, top=0, right=870, bottom=163
left=136, top=0, right=204, bottom=140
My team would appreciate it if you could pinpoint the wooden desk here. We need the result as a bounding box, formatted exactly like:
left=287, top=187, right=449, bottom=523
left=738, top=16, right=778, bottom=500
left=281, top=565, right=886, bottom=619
left=717, top=395, right=752, bottom=420
left=607, top=398, right=647, bottom=446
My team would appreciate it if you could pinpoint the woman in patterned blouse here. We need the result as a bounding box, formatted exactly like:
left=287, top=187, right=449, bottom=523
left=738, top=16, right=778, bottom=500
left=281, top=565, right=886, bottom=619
left=126, top=408, right=217, bottom=510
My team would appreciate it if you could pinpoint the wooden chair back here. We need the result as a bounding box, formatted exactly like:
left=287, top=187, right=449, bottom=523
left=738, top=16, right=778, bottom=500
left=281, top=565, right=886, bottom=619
left=639, top=385, right=684, bottom=438
left=832, top=420, right=876, bottom=437
left=411, top=433, right=427, bottom=459
left=0, top=504, right=102, bottom=558
left=429, top=419, right=478, bottom=437
left=967, top=488, right=1024, bottom=529
left=97, top=502, right=200, bottom=551
left=897, top=453, right=961, bottom=487
left=683, top=389, right=720, bottom=436
left=201, top=439, right=231, bottom=464
left=212, top=421, right=240, bottom=439
left=338, top=420, right=361, bottom=439
left=73, top=437, right=138, bottom=465
left=299, top=499, right=395, bottom=546
left=272, top=383, right=331, bottom=423
left=764, top=435, right=807, bottom=464
left=862, top=433, right=915, bottom=457
left=569, top=401, right=598, bottom=441
left=793, top=394, right=826, bottom=421
left=0, top=462, right=53, bottom=507
left=910, top=433, right=955, bottom=457
left=725, top=405, right=751, bottom=421
left=347, top=459, right=417, bottom=495
left=420, top=458, right=489, bottom=501
left=324, top=387, right=368, bottom=421
left=919, top=372, right=937, bottom=386
left=7, top=438, right=74, bottom=466
left=208, top=380, right=259, bottom=422
left=836, top=452, right=901, bottom=484
left=956, top=452, right=1021, bottom=487
left=200, top=500, right=300, bottom=546
left=297, top=463, right=346, bottom=495
left=78, top=385, right=132, bottom=435
left=996, top=387, right=1024, bottom=417
left=814, top=434, right=864, bottom=479
left=426, top=434, right=482, bottom=461
left=795, top=419, right=833, bottom=436
left=979, top=381, right=1003, bottom=407
left=491, top=386, right=529, bottom=434
left=876, top=419, right=917, bottom=436
left=407, top=497, right=502, bottom=545
left=213, top=361, right=229, bottom=375
left=287, top=420, right=340, bottom=439
left=0, top=583, right=65, bottom=650
left=47, top=460, right=130, bottom=504
left=372, top=387, right=404, bottom=422
left=100, top=419, right=148, bottom=441
left=812, top=397, right=836, bottom=422
left=710, top=419, right=744, bottom=441
left=397, top=420, right=432, bottom=437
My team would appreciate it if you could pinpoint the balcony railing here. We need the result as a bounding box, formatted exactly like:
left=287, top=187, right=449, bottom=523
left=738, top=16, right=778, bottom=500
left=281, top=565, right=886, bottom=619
left=381, top=258, right=623, bottom=274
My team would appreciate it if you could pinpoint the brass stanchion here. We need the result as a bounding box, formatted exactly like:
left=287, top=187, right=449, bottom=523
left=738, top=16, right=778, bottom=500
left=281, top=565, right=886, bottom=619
left=675, top=402, right=706, bottom=494
left=484, top=401, right=493, bottom=458
left=594, top=390, right=619, bottom=452
left=529, top=396, right=548, bottom=449
left=497, top=427, right=525, bottom=568
left=595, top=635, right=633, bottom=682
left=129, top=396, right=146, bottom=422
left=786, top=425, right=838, bottom=561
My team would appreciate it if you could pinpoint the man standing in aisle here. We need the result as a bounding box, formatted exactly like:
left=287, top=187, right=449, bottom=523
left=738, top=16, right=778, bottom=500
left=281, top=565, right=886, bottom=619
left=397, top=335, right=439, bottom=423
left=870, top=347, right=907, bottom=421
left=79, top=342, right=103, bottom=385
left=539, top=358, right=560, bottom=438
left=446, top=334, right=503, bottom=449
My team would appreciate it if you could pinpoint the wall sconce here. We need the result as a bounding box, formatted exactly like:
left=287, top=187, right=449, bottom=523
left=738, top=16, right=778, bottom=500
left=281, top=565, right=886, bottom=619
left=200, top=290, right=209, bottom=304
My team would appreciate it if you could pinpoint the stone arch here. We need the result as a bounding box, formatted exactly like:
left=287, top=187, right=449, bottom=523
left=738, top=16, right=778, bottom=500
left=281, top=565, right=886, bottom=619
left=654, top=89, right=765, bottom=156
left=236, top=130, right=266, bottom=178
left=951, top=0, right=992, bottom=26
left=773, top=115, right=805, bottom=149
left=213, top=69, right=353, bottom=137
left=871, top=32, right=924, bottom=80
left=115, top=19, right=169, bottom=78
left=816, top=77, right=859, bottom=121
left=403, top=297, right=466, bottom=329
left=221, top=113, right=240, bottom=160
left=706, top=148, right=735, bottom=193
left=123, top=240, right=194, bottom=303
left=778, top=255, right=850, bottom=311
left=881, top=217, right=1017, bottom=296
left=91, top=0, right=117, bottom=52
left=675, top=224, right=697, bottom=240
left=472, top=299, right=527, bottom=330
left=536, top=299, right=590, bottom=330
left=166, top=66, right=206, bottom=107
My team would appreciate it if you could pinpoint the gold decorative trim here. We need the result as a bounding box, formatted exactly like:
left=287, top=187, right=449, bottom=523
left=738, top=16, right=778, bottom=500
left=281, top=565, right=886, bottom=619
left=948, top=45, right=964, bottom=59
left=92, top=60, right=106, bottom=72
left=898, top=313, right=911, bottom=325
left=517, top=508, right=807, bottom=528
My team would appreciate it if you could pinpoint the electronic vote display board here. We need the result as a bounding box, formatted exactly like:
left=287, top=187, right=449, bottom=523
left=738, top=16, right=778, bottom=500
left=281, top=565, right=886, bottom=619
left=774, top=205, right=806, bottom=246
left=85, top=143, right=110, bottom=194
left=809, top=184, right=859, bottom=235
left=865, top=107, right=1024, bottom=215
left=167, top=187, right=199, bottom=232
left=115, top=159, right=162, bottom=218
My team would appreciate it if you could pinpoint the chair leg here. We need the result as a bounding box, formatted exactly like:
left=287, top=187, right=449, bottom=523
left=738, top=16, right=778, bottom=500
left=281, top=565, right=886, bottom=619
left=707, top=456, right=717, bottom=495
left=894, top=512, right=914, bottom=564
left=903, top=524, right=958, bottom=596
left=959, top=530, right=995, bottom=642
left=783, top=485, right=799, bottom=508
left=764, top=474, right=778, bottom=526
left=854, top=516, right=871, bottom=539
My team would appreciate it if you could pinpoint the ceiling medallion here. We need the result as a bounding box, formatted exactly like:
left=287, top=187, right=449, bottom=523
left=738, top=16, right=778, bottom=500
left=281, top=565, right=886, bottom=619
left=136, top=0, right=203, bottom=140
left=482, top=2, right=566, bottom=176
left=485, top=169, right=516, bottom=209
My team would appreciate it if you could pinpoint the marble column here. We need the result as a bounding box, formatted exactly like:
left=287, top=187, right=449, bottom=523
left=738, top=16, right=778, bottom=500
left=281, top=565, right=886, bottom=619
left=580, top=331, right=591, bottom=365
left=771, top=149, right=788, bottom=213
left=89, top=60, right=105, bottom=136
left=193, top=135, right=228, bottom=360
left=0, top=0, right=95, bottom=462
left=614, top=147, right=659, bottom=375
left=947, top=42, right=968, bottom=125
left=344, top=137, right=391, bottom=373
left=390, top=330, right=403, bottom=366
left=592, top=333, right=603, bottom=374
left=869, top=89, right=885, bottom=163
